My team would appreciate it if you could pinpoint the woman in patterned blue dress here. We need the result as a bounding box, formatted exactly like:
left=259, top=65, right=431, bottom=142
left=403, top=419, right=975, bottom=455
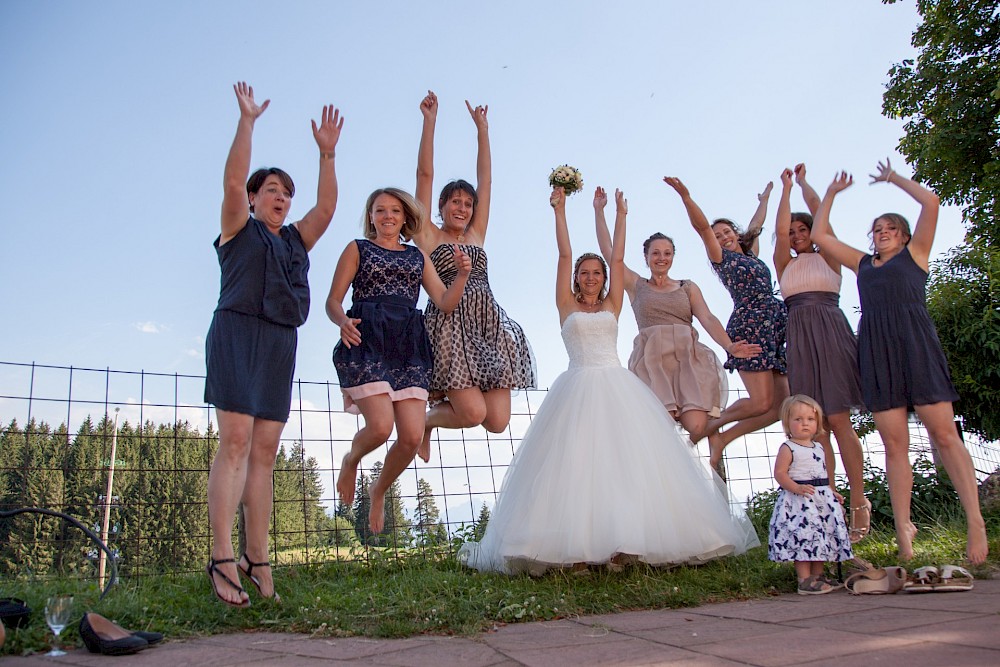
left=412, top=91, right=536, bottom=462
left=205, top=83, right=343, bottom=607
left=327, top=188, right=471, bottom=534
left=664, top=177, right=789, bottom=475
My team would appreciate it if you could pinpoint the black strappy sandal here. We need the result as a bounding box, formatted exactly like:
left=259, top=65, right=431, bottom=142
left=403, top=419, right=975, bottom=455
left=239, top=554, right=281, bottom=602
left=206, top=558, right=250, bottom=608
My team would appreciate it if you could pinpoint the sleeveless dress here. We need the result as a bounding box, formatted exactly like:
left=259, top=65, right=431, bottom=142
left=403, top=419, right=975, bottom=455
left=627, top=279, right=727, bottom=417
left=424, top=244, right=536, bottom=397
left=205, top=216, right=309, bottom=422
left=768, top=440, right=852, bottom=563
left=712, top=249, right=787, bottom=373
left=458, top=311, right=759, bottom=575
left=856, top=246, right=958, bottom=412
left=779, top=253, right=864, bottom=415
left=332, top=240, right=433, bottom=415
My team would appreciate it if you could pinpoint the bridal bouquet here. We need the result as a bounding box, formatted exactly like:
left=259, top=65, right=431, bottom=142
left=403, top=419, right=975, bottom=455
left=548, top=164, right=584, bottom=196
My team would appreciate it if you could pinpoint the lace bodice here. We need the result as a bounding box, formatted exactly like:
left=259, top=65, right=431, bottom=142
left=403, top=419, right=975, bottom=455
left=562, top=311, right=622, bottom=369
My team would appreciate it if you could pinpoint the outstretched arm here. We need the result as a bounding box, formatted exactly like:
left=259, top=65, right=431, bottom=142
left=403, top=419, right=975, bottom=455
left=594, top=186, right=638, bottom=293
left=221, top=82, right=269, bottom=244
left=793, top=163, right=822, bottom=216
left=812, top=172, right=866, bottom=275
left=773, top=169, right=794, bottom=279
left=606, top=189, right=628, bottom=316
left=464, top=100, right=492, bottom=241
left=869, top=157, right=939, bottom=271
left=688, top=282, right=762, bottom=359
left=423, top=246, right=472, bottom=312
left=295, top=104, right=344, bottom=251
left=663, top=177, right=722, bottom=263
left=552, top=187, right=575, bottom=320
left=412, top=91, right=438, bottom=250
left=745, top=181, right=772, bottom=257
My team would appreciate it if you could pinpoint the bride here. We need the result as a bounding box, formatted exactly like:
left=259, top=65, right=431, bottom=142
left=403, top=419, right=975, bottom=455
left=458, top=186, right=759, bottom=575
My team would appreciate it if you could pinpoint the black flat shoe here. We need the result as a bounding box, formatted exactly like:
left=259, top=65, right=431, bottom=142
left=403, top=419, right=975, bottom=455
left=79, top=612, right=149, bottom=655
left=132, top=629, right=164, bottom=645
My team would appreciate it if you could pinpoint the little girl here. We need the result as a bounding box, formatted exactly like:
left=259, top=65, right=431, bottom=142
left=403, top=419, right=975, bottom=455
left=769, top=394, right=853, bottom=594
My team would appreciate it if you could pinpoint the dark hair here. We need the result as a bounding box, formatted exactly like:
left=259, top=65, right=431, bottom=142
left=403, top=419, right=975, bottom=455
left=573, top=253, right=609, bottom=301
left=790, top=212, right=813, bottom=229
left=868, top=213, right=912, bottom=252
left=246, top=168, right=295, bottom=212
left=711, top=218, right=761, bottom=255
left=643, top=232, right=676, bottom=256
left=437, top=180, right=478, bottom=218
left=362, top=188, right=425, bottom=242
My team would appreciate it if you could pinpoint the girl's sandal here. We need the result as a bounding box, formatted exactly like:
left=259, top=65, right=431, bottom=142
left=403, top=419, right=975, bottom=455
left=849, top=498, right=872, bottom=543
left=798, top=575, right=837, bottom=595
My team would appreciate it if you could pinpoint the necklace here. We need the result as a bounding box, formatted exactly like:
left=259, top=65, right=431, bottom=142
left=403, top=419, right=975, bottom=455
left=577, top=296, right=603, bottom=311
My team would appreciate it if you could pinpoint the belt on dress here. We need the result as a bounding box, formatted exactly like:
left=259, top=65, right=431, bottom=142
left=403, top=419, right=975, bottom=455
left=793, top=477, right=829, bottom=486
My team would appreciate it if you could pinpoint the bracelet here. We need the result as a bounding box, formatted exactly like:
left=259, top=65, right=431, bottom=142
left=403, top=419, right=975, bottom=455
left=321, top=151, right=335, bottom=160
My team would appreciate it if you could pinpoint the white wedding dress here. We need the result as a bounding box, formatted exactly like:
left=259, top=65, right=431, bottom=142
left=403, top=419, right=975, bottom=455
left=458, top=311, right=759, bottom=574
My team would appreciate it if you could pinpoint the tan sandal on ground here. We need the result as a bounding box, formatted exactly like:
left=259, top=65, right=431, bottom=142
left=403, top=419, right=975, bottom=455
left=903, top=565, right=940, bottom=593
left=849, top=498, right=872, bottom=543
left=845, top=566, right=907, bottom=595
left=936, top=565, right=974, bottom=592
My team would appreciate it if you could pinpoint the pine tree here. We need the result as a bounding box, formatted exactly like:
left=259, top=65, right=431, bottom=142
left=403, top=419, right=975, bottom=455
left=473, top=502, right=491, bottom=541
left=413, top=478, right=446, bottom=546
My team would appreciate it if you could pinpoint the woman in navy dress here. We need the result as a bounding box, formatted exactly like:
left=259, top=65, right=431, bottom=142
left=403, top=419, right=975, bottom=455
left=664, top=177, right=789, bottom=476
left=205, top=83, right=343, bottom=606
left=327, top=188, right=470, bottom=535
left=810, top=161, right=987, bottom=565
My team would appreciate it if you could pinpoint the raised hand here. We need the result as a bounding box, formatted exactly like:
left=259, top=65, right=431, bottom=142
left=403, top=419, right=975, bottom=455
left=593, top=186, right=608, bottom=210
left=615, top=189, right=628, bottom=214
left=452, top=245, right=472, bottom=277
left=758, top=181, right=774, bottom=201
left=662, top=176, right=689, bottom=198
left=311, top=105, right=344, bottom=152
left=339, top=317, right=362, bottom=348
left=780, top=168, right=793, bottom=190
left=420, top=90, right=438, bottom=120
left=829, top=171, right=854, bottom=193
left=233, top=81, right=269, bottom=120
left=550, top=186, right=565, bottom=210
left=465, top=100, right=488, bottom=132
left=793, top=163, right=807, bottom=185
left=869, top=157, right=894, bottom=185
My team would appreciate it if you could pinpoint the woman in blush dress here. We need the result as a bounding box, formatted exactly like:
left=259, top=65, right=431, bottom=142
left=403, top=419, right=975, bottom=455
left=458, top=186, right=758, bottom=575
left=664, top=177, right=788, bottom=477
left=593, top=186, right=761, bottom=443
left=773, top=163, right=870, bottom=542
left=810, top=162, right=987, bottom=565
left=412, top=91, right=535, bottom=462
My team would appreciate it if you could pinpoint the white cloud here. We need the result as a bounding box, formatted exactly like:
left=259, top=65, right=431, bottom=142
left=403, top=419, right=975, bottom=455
left=134, top=321, right=165, bottom=334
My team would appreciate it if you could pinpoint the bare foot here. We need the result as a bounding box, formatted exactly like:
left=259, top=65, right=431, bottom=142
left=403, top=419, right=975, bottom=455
left=336, top=453, right=357, bottom=506
left=208, top=558, right=249, bottom=607
left=417, top=426, right=433, bottom=463
left=896, top=521, right=918, bottom=561
left=708, top=430, right=725, bottom=469
left=849, top=497, right=872, bottom=544
left=368, top=481, right=386, bottom=534
left=967, top=520, right=989, bottom=565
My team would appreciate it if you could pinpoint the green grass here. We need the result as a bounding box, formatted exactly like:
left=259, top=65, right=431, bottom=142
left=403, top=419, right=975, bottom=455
left=3, top=519, right=998, bottom=657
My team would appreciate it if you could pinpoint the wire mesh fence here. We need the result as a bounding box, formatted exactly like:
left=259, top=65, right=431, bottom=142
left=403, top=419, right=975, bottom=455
left=2, top=360, right=998, bottom=585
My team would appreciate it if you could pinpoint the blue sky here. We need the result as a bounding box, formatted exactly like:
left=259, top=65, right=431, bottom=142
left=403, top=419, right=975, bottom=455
left=1, top=0, right=968, bottom=521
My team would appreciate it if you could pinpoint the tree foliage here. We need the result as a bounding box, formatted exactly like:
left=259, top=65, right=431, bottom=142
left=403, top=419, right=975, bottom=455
left=882, top=0, right=1000, bottom=440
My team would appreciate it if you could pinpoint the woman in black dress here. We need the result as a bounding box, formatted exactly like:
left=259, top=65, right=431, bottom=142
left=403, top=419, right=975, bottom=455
left=810, top=161, right=987, bottom=565
left=205, top=83, right=343, bottom=605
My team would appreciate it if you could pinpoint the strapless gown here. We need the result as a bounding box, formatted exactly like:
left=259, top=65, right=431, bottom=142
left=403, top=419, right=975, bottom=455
left=458, top=311, right=759, bottom=574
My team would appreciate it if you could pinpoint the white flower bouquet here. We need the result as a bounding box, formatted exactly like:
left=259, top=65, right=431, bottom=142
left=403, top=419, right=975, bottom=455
left=548, top=164, right=584, bottom=196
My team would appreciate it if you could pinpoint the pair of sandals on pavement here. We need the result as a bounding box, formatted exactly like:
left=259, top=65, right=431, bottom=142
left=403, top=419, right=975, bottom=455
left=843, top=563, right=975, bottom=595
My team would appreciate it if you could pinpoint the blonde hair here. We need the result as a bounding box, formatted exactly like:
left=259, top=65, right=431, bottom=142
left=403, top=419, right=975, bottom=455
left=780, top=394, right=827, bottom=438
left=362, top=187, right=425, bottom=242
left=572, top=253, right=609, bottom=301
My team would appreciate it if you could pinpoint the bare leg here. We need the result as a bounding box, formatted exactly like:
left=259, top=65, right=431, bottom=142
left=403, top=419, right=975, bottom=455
left=678, top=409, right=710, bottom=443
left=336, top=395, right=395, bottom=506
left=369, top=398, right=427, bottom=534
left=238, top=417, right=284, bottom=599
left=708, top=372, right=788, bottom=469
left=207, top=409, right=254, bottom=606
left=914, top=402, right=988, bottom=565
left=418, top=387, right=488, bottom=462
left=827, top=411, right=869, bottom=541
left=873, top=408, right=918, bottom=560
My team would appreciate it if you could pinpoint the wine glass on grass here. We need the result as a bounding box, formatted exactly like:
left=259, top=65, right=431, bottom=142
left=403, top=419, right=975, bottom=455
left=44, top=595, right=73, bottom=657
